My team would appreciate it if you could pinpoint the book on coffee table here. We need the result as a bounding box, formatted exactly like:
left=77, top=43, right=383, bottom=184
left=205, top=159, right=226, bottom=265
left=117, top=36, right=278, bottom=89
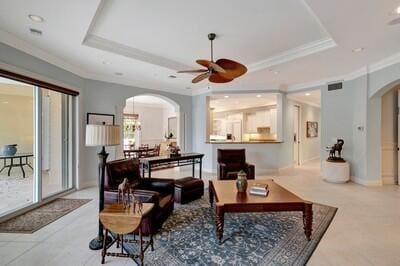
left=249, top=183, right=269, bottom=196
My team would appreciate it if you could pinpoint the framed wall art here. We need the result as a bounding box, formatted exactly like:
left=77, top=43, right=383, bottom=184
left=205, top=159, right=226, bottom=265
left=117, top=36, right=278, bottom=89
left=306, top=121, right=318, bottom=138
left=86, top=112, right=115, bottom=125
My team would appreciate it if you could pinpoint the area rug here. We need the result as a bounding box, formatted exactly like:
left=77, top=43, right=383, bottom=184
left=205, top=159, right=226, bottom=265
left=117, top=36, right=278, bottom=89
left=0, top=198, right=91, bottom=233
left=123, top=198, right=337, bottom=266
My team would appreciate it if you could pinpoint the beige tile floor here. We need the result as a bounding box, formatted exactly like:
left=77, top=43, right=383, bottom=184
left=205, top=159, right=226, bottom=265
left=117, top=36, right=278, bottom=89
left=0, top=160, right=399, bottom=266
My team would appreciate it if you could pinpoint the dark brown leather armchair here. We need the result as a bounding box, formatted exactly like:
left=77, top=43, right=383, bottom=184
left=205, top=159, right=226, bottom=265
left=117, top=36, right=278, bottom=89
left=217, top=149, right=255, bottom=180
left=104, top=158, right=174, bottom=235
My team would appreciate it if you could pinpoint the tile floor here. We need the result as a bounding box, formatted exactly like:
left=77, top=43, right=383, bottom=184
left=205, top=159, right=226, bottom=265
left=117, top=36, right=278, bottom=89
left=0, top=160, right=399, bottom=266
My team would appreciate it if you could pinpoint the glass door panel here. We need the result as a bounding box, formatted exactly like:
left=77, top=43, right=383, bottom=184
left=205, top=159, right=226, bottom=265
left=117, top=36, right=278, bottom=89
left=41, top=89, right=71, bottom=198
left=0, top=77, right=35, bottom=216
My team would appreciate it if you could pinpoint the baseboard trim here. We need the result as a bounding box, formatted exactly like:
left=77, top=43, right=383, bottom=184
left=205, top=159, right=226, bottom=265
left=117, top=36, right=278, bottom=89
left=382, top=175, right=398, bottom=185
left=351, top=176, right=383, bottom=186
left=79, top=180, right=98, bottom=189
left=301, top=156, right=320, bottom=165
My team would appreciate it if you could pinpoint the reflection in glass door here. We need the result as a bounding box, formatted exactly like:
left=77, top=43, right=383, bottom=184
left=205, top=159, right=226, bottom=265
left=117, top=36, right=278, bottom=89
left=41, top=89, right=72, bottom=198
left=0, top=77, right=35, bottom=215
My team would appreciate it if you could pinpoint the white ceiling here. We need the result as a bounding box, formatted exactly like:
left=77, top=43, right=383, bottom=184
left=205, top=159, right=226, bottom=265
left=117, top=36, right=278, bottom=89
left=210, top=93, right=277, bottom=112
left=0, top=0, right=400, bottom=95
left=287, top=90, right=321, bottom=107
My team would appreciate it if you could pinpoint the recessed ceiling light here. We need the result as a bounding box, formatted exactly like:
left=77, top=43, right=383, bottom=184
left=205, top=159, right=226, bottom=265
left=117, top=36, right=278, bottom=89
left=273, top=71, right=280, bottom=75
left=2, top=101, right=9, bottom=104
left=114, top=72, right=123, bottom=76
left=29, top=28, right=42, bottom=36
left=352, top=47, right=365, bottom=53
left=102, top=61, right=111, bottom=65
left=168, top=75, right=177, bottom=79
left=28, top=14, right=44, bottom=22
left=396, top=6, right=400, bottom=14
left=224, top=95, right=229, bottom=98
left=256, top=94, right=262, bottom=98
left=305, top=93, right=311, bottom=96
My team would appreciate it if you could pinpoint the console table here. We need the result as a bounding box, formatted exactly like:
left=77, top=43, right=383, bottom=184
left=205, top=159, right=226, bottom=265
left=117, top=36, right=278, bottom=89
left=0, top=153, right=34, bottom=178
left=140, top=153, right=204, bottom=179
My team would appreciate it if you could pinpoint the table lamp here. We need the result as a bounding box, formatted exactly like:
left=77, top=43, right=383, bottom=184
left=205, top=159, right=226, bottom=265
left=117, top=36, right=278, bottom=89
left=85, top=124, right=120, bottom=250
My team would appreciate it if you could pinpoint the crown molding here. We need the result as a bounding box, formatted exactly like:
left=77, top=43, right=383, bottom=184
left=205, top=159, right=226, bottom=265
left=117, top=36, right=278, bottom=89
left=0, top=29, right=89, bottom=78
left=247, top=37, right=337, bottom=73
left=83, top=34, right=191, bottom=71
left=369, top=52, right=400, bottom=73
left=287, top=67, right=368, bottom=92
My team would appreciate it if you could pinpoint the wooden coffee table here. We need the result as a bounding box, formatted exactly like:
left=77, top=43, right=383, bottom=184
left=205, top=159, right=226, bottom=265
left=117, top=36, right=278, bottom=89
left=209, top=179, right=313, bottom=244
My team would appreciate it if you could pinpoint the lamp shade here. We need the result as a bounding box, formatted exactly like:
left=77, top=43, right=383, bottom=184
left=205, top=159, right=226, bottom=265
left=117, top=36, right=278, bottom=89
left=85, top=124, right=120, bottom=147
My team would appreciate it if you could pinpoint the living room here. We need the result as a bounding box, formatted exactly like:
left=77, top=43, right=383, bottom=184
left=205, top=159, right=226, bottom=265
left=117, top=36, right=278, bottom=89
left=0, top=0, right=399, bottom=265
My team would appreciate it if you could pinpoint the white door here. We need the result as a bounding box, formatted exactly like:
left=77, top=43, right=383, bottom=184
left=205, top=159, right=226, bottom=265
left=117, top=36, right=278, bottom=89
left=293, top=105, right=300, bottom=165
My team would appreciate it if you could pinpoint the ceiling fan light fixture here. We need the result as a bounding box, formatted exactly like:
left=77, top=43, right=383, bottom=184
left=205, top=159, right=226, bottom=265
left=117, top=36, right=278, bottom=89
left=352, top=47, right=365, bottom=53
left=28, top=14, right=44, bottom=22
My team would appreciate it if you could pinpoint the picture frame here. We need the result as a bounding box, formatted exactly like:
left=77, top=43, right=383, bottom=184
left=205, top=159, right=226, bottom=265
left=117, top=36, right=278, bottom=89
left=168, top=117, right=177, bottom=139
left=306, top=121, right=318, bottom=138
left=86, top=112, right=115, bottom=125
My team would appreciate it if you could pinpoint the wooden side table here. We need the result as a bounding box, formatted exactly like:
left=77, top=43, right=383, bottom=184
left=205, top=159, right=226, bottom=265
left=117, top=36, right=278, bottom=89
left=99, top=203, right=154, bottom=265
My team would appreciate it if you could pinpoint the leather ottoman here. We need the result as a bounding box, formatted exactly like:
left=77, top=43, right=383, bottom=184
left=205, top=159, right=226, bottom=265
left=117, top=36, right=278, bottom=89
left=174, top=177, right=204, bottom=204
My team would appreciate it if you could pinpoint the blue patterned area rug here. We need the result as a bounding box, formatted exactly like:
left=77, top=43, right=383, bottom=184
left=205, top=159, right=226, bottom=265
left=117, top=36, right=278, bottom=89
left=123, top=198, right=337, bottom=266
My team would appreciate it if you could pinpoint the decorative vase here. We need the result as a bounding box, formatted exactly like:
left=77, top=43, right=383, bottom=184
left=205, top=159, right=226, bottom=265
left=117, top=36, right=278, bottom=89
left=1, top=144, right=17, bottom=156
left=236, top=170, right=248, bottom=193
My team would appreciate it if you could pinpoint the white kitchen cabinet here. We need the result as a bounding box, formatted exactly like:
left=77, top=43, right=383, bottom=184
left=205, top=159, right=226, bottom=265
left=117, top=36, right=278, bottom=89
left=270, top=108, right=277, bottom=134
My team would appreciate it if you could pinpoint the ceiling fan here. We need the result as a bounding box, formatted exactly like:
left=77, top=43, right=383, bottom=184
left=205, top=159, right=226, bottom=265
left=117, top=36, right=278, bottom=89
left=177, top=33, right=247, bottom=84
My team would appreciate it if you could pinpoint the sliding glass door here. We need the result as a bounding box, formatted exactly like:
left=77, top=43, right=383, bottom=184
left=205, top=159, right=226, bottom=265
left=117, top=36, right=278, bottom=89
left=0, top=78, right=35, bottom=215
left=0, top=76, right=75, bottom=218
left=41, top=89, right=72, bottom=198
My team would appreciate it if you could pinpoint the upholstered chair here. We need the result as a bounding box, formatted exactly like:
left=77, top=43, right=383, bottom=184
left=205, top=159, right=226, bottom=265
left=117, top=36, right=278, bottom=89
left=104, top=158, right=174, bottom=235
left=217, top=149, right=255, bottom=180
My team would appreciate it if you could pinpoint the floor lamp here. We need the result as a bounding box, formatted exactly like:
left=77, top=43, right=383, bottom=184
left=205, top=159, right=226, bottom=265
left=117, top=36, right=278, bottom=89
left=85, top=124, right=120, bottom=250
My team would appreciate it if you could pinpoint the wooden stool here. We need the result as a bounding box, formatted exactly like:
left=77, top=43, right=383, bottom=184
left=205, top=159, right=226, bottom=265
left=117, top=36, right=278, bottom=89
left=99, top=203, right=154, bottom=265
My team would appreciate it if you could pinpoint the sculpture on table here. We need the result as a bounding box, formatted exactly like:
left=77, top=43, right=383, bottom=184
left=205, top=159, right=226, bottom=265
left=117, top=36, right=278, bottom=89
left=117, top=178, right=131, bottom=208
left=132, top=196, right=143, bottom=214
left=326, top=139, right=345, bottom=162
left=167, top=142, right=181, bottom=157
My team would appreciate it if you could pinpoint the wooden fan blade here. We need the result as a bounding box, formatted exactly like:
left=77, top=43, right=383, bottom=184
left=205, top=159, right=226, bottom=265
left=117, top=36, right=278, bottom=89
left=215, top=58, right=247, bottom=79
left=192, top=72, right=211, bottom=83
left=388, top=17, right=400, bottom=25
left=209, top=62, right=226, bottom=73
left=196, top=59, right=212, bottom=68
left=177, top=69, right=208, bottom=73
left=209, top=73, right=234, bottom=83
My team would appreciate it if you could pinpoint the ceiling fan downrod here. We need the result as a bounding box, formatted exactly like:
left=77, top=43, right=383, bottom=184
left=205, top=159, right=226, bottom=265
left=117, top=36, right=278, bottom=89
left=208, top=33, right=216, bottom=62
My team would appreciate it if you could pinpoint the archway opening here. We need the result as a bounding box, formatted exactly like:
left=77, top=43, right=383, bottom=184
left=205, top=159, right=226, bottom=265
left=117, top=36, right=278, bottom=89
left=123, top=95, right=181, bottom=154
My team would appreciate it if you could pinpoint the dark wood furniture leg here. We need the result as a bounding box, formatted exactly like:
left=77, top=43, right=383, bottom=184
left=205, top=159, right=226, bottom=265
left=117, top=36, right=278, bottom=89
left=148, top=165, right=152, bottom=179
left=216, top=206, right=224, bottom=244
left=101, top=229, right=108, bottom=264
left=199, top=158, right=202, bottom=180
left=303, top=202, right=313, bottom=241
left=192, top=159, right=195, bottom=178
left=139, top=228, right=144, bottom=266
left=208, top=181, right=214, bottom=206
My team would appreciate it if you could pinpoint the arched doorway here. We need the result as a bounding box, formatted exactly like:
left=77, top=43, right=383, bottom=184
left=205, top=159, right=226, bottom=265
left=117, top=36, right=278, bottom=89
left=122, top=94, right=182, bottom=154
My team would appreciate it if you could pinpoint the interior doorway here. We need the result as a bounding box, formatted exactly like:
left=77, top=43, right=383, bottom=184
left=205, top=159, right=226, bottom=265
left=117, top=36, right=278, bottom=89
left=293, top=105, right=300, bottom=165
left=123, top=95, right=181, bottom=155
